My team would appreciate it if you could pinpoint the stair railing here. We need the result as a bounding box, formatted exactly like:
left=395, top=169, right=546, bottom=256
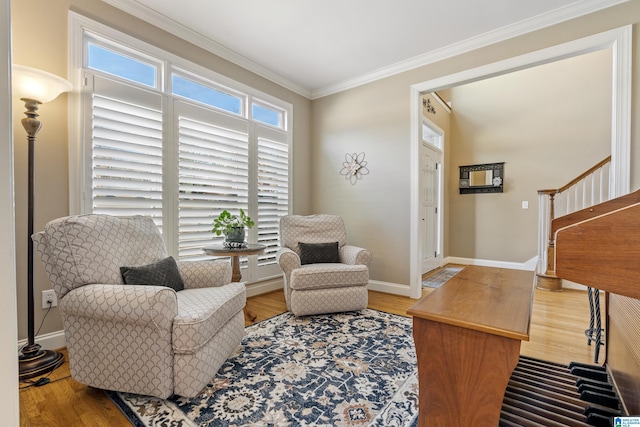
left=536, top=156, right=611, bottom=290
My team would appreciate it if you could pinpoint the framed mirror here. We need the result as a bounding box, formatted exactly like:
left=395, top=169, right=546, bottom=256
left=459, top=162, right=504, bottom=194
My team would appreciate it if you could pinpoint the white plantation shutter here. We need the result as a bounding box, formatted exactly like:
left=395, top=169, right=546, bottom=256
left=256, top=125, right=289, bottom=275
left=176, top=101, right=250, bottom=260
left=77, top=29, right=292, bottom=282
left=88, top=74, right=164, bottom=229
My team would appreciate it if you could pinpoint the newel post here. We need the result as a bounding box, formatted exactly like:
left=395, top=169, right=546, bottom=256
left=536, top=189, right=562, bottom=291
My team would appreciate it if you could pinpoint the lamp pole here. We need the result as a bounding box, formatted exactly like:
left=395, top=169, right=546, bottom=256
left=18, top=98, right=64, bottom=380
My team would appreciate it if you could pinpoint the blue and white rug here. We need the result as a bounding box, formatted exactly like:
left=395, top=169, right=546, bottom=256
left=108, top=309, right=418, bottom=426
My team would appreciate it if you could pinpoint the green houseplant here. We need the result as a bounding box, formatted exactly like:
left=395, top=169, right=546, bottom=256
left=211, top=209, right=255, bottom=244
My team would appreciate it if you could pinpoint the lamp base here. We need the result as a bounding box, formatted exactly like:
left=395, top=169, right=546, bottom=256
left=18, top=343, right=64, bottom=381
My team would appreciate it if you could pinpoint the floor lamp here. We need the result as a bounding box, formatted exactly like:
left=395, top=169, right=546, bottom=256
left=12, top=64, right=72, bottom=380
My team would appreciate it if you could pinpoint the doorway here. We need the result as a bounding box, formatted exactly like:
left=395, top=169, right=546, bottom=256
left=408, top=26, right=631, bottom=299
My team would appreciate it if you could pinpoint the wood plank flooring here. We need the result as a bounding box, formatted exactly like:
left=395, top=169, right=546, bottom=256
left=19, top=282, right=600, bottom=426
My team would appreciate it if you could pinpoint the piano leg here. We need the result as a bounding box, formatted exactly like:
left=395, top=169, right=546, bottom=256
left=585, top=287, right=604, bottom=363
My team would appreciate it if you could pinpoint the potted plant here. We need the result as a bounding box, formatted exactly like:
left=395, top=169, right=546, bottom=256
left=211, top=209, right=255, bottom=244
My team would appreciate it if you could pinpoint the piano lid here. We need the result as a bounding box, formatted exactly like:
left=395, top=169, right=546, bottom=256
left=554, top=189, right=640, bottom=300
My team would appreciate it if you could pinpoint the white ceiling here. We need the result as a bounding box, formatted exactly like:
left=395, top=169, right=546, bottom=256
left=103, top=0, right=626, bottom=99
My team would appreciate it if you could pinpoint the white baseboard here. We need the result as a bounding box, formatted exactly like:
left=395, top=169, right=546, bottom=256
left=368, top=280, right=412, bottom=297
left=18, top=330, right=66, bottom=352
left=445, top=255, right=539, bottom=271
left=246, top=276, right=413, bottom=299
left=246, top=277, right=284, bottom=297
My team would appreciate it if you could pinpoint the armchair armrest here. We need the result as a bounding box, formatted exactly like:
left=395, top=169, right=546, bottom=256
left=340, top=245, right=372, bottom=267
left=60, top=284, right=177, bottom=330
left=277, top=247, right=301, bottom=273
left=277, top=247, right=300, bottom=290
left=178, top=260, right=232, bottom=289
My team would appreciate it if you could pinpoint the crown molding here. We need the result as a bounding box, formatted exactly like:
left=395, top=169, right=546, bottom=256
left=311, top=0, right=629, bottom=99
left=100, top=0, right=312, bottom=99
left=102, top=0, right=627, bottom=100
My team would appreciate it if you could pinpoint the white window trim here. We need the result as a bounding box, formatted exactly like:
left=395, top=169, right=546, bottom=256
left=68, top=11, right=293, bottom=217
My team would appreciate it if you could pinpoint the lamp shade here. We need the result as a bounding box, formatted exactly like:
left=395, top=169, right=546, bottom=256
left=12, top=64, right=72, bottom=103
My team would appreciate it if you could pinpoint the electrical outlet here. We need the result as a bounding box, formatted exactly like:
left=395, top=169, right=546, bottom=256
left=42, top=290, right=57, bottom=309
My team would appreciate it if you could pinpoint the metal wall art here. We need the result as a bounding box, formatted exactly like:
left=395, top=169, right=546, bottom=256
left=340, top=152, right=369, bottom=185
left=423, top=98, right=436, bottom=114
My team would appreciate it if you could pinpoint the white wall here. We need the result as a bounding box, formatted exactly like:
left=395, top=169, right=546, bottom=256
left=0, top=0, right=21, bottom=424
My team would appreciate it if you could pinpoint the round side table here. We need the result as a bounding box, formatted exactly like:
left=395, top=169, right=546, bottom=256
left=203, top=243, right=266, bottom=322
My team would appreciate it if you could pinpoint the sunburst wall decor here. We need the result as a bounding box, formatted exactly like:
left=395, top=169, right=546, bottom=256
left=340, top=152, right=369, bottom=185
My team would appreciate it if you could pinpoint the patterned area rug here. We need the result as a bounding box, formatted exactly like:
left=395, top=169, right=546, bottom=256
left=421, top=266, right=464, bottom=288
left=107, top=309, right=418, bottom=426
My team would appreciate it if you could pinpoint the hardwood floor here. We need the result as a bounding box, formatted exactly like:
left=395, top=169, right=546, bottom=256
left=19, top=284, right=600, bottom=426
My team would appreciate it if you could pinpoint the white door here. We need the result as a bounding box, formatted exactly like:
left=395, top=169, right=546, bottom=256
left=420, top=121, right=443, bottom=274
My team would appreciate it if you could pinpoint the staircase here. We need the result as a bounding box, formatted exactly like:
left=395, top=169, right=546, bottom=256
left=536, top=156, right=611, bottom=291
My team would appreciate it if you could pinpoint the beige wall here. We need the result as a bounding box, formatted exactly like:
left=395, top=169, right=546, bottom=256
left=448, top=48, right=612, bottom=262
left=312, top=1, right=640, bottom=287
left=11, top=0, right=312, bottom=340
left=312, top=75, right=412, bottom=284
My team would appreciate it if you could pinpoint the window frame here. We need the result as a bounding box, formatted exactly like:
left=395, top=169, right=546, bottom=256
left=85, top=38, right=162, bottom=89
left=171, top=67, right=247, bottom=117
left=69, top=12, right=293, bottom=283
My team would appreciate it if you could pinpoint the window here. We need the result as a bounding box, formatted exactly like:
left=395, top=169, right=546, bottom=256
left=172, top=73, right=243, bottom=115
left=252, top=101, right=285, bottom=129
left=72, top=16, right=292, bottom=283
left=422, top=121, right=442, bottom=150
left=86, top=40, right=159, bottom=89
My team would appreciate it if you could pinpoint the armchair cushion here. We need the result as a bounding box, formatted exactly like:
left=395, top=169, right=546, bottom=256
left=289, top=263, right=369, bottom=291
left=120, top=256, right=185, bottom=292
left=298, top=241, right=340, bottom=265
left=173, top=282, right=245, bottom=353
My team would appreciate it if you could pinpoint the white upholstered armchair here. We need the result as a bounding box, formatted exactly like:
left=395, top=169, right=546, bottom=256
left=32, top=214, right=246, bottom=399
left=276, top=214, right=371, bottom=317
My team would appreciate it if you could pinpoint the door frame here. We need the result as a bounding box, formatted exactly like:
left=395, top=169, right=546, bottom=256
left=408, top=26, right=632, bottom=299
left=419, top=117, right=444, bottom=275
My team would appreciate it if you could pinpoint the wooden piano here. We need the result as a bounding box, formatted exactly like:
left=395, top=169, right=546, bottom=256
left=409, top=189, right=640, bottom=426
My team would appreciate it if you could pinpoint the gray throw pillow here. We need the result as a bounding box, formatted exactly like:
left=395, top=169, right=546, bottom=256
left=298, top=242, right=340, bottom=265
left=120, top=256, right=185, bottom=292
